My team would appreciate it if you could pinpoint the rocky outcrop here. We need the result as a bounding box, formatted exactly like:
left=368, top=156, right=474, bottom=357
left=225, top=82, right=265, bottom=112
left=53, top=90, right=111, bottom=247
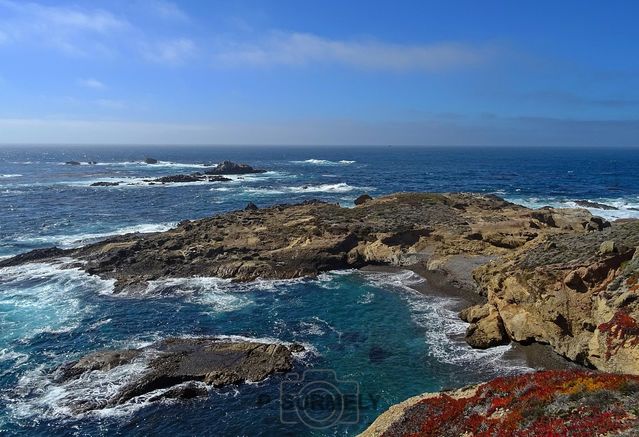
left=1, top=193, right=602, bottom=293
left=54, top=337, right=302, bottom=412
left=474, top=221, right=639, bottom=373
left=460, top=303, right=509, bottom=349
left=144, top=157, right=158, bottom=164
left=149, top=174, right=231, bottom=184
left=354, top=194, right=373, bottom=205
left=575, top=200, right=618, bottom=210
left=65, top=161, right=81, bottom=165
left=90, top=181, right=120, bottom=187
left=204, top=160, right=266, bottom=175
left=360, top=370, right=639, bottom=436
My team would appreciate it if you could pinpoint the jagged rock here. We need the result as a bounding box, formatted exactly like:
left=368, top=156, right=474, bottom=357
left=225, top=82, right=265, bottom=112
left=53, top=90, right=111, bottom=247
left=475, top=221, right=639, bottom=373
left=245, top=202, right=259, bottom=211
left=354, top=194, right=373, bottom=205
left=204, top=160, right=266, bottom=175
left=465, top=307, right=509, bottom=349
left=55, top=338, right=303, bottom=411
left=144, top=157, right=158, bottom=164
left=459, top=303, right=491, bottom=323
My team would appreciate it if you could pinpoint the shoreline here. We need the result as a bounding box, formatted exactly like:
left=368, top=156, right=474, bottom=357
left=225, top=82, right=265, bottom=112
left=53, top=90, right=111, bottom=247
left=360, top=262, right=578, bottom=372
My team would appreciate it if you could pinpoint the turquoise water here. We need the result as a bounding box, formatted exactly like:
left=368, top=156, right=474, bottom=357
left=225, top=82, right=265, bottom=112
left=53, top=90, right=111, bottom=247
left=2, top=145, right=638, bottom=435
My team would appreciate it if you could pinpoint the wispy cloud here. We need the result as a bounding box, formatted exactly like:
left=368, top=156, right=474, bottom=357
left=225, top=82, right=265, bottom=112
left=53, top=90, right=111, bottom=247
left=0, top=0, right=128, bottom=55
left=143, top=0, right=189, bottom=22
left=141, top=38, right=196, bottom=65
left=78, top=78, right=106, bottom=90
left=213, top=31, right=496, bottom=71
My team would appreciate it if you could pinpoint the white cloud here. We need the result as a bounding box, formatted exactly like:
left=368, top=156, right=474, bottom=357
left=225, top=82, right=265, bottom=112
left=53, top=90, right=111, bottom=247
left=78, top=78, right=106, bottom=89
left=141, top=38, right=196, bottom=65
left=0, top=0, right=128, bottom=55
left=213, top=31, right=496, bottom=71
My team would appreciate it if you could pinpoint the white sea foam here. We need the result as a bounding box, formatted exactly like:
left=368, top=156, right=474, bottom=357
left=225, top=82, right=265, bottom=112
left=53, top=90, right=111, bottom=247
left=0, top=174, right=22, bottom=178
left=291, top=159, right=355, bottom=166
left=14, top=222, right=176, bottom=249
left=507, top=196, right=639, bottom=220
left=360, top=270, right=530, bottom=375
left=0, top=262, right=113, bottom=344
left=245, top=182, right=365, bottom=196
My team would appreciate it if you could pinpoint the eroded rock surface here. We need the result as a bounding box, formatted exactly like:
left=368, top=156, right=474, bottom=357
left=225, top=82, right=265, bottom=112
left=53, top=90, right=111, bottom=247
left=54, top=337, right=302, bottom=412
left=475, top=222, right=639, bottom=373
left=0, top=193, right=603, bottom=294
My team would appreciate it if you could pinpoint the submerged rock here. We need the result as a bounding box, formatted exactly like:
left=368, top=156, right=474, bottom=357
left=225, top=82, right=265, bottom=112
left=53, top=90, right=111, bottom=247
left=55, top=337, right=303, bottom=412
left=65, top=161, right=81, bottom=165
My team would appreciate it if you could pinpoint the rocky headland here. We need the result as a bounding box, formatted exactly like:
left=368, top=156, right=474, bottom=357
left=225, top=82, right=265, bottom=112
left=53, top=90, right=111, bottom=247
left=4, top=191, right=639, bottom=428
left=360, top=370, right=639, bottom=436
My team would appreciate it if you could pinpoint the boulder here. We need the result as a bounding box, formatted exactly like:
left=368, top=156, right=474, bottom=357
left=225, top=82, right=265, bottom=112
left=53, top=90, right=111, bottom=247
left=245, top=202, right=259, bottom=211
left=465, top=307, right=509, bottom=349
left=144, top=157, right=159, bottom=164
left=65, top=161, right=81, bottom=165
left=354, top=194, right=373, bottom=205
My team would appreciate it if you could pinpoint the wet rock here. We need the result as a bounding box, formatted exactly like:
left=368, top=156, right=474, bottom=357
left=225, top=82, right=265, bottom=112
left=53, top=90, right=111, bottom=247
left=56, top=349, right=141, bottom=382
left=354, top=194, right=373, bottom=205
left=144, top=157, right=158, bottom=164
left=55, top=338, right=302, bottom=411
left=245, top=202, right=259, bottom=211
left=204, top=160, right=266, bottom=175
left=90, top=181, right=120, bottom=187
left=575, top=200, right=619, bottom=210
left=86, top=161, right=98, bottom=165
left=65, top=161, right=81, bottom=165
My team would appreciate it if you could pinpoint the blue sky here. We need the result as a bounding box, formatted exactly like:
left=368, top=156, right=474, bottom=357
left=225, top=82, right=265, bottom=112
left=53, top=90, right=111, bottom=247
left=0, top=0, right=638, bottom=145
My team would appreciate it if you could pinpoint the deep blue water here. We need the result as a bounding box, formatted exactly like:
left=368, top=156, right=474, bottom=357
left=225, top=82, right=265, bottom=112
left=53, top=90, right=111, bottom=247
left=1, top=145, right=638, bottom=436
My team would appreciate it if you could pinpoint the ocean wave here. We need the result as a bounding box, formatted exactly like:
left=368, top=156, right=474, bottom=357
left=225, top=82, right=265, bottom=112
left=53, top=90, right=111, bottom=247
left=0, top=174, right=22, bottom=178
left=244, top=182, right=364, bottom=195
left=14, top=222, right=176, bottom=249
left=360, top=270, right=530, bottom=375
left=0, top=261, right=112, bottom=345
left=290, top=159, right=355, bottom=166
left=507, top=196, right=639, bottom=220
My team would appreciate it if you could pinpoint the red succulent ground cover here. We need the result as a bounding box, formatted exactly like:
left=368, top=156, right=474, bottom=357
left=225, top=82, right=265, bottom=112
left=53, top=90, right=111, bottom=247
left=382, top=370, right=639, bottom=437
left=598, top=310, right=639, bottom=360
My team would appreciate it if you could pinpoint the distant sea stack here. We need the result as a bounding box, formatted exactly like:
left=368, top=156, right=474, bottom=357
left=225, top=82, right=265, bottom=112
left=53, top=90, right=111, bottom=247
left=204, top=160, right=266, bottom=175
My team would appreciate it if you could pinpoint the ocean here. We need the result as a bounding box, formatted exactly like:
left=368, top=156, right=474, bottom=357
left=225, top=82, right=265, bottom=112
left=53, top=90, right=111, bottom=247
left=1, top=145, right=638, bottom=436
